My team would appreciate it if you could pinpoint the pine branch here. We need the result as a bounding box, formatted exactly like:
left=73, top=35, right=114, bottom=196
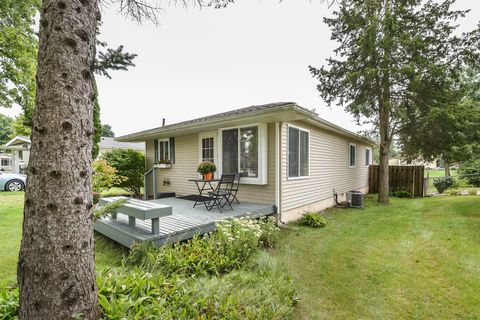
left=94, top=45, right=137, bottom=79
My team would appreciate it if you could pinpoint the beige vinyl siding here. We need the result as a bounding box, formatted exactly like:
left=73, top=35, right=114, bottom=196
left=281, top=120, right=369, bottom=212
left=144, top=123, right=276, bottom=205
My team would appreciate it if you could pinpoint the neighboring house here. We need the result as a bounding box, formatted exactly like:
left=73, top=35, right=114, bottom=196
left=4, top=136, right=31, bottom=174
left=0, top=153, right=11, bottom=171
left=389, top=157, right=439, bottom=169
left=2, top=136, right=145, bottom=173
left=98, top=137, right=145, bottom=156
left=117, top=102, right=376, bottom=222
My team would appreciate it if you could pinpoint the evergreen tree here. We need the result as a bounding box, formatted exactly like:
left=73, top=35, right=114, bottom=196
left=310, top=0, right=480, bottom=203
left=100, top=124, right=115, bottom=138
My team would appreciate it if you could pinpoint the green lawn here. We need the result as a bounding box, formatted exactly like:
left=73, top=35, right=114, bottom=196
left=0, top=192, right=126, bottom=286
left=426, top=168, right=457, bottom=178
left=274, top=195, right=480, bottom=319
left=2, top=192, right=480, bottom=318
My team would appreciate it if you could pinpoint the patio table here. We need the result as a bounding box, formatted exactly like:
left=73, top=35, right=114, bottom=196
left=188, top=178, right=220, bottom=208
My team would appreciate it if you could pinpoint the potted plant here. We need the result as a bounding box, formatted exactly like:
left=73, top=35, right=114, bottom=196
left=197, top=161, right=216, bottom=180
left=154, top=160, right=171, bottom=168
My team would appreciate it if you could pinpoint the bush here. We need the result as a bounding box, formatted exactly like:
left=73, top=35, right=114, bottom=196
left=448, top=188, right=460, bottom=196
left=392, top=189, right=412, bottom=198
left=467, top=188, right=478, bottom=195
left=125, top=217, right=280, bottom=277
left=298, top=212, right=327, bottom=228
left=433, top=177, right=455, bottom=194
left=458, top=159, right=480, bottom=187
left=0, top=285, right=18, bottom=319
left=92, top=159, right=126, bottom=194
left=102, top=149, right=145, bottom=197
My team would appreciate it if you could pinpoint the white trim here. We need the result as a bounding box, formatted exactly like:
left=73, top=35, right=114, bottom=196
left=217, top=123, right=268, bottom=185
left=349, top=142, right=357, bottom=168
left=275, top=122, right=280, bottom=214
left=365, top=147, right=372, bottom=167
left=286, top=123, right=310, bottom=180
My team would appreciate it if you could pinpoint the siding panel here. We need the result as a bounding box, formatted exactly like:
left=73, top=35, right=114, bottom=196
left=281, top=120, right=369, bottom=213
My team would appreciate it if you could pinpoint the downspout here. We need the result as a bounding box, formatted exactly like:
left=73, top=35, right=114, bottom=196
left=275, top=122, right=286, bottom=224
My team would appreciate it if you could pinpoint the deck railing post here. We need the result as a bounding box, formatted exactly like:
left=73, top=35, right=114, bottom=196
left=144, top=173, right=148, bottom=200
left=153, top=168, right=158, bottom=200
left=151, top=218, right=159, bottom=235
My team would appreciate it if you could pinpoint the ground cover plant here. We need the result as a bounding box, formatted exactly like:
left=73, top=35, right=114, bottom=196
left=0, top=204, right=296, bottom=319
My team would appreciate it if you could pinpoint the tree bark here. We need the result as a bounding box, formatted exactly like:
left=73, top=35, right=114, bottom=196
left=378, top=109, right=390, bottom=204
left=17, top=0, right=100, bottom=319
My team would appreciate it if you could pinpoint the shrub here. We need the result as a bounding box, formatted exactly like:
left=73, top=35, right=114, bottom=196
left=298, top=212, right=327, bottom=228
left=458, top=159, right=480, bottom=187
left=448, top=188, right=460, bottom=196
left=433, top=177, right=455, bottom=194
left=0, top=285, right=18, bottom=319
left=467, top=188, right=478, bottom=196
left=92, top=159, right=126, bottom=194
left=392, top=189, right=412, bottom=198
left=197, top=160, right=217, bottom=174
left=125, top=217, right=280, bottom=277
left=102, top=149, right=145, bottom=197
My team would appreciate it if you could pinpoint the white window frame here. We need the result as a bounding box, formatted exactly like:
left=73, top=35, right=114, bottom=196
left=287, top=124, right=310, bottom=180
left=198, top=132, right=217, bottom=164
left=349, top=143, right=356, bottom=168
left=157, top=138, right=170, bottom=162
left=217, top=123, right=268, bottom=185
left=365, top=147, right=372, bottom=167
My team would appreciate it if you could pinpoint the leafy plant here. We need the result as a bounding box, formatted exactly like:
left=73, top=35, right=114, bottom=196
left=94, top=199, right=127, bottom=221
left=467, top=188, right=478, bottom=196
left=197, top=161, right=217, bottom=174
left=102, top=149, right=145, bottom=197
left=458, top=159, right=480, bottom=187
left=433, top=177, right=455, bottom=194
left=92, top=159, right=126, bottom=194
left=448, top=188, right=460, bottom=196
left=298, top=212, right=327, bottom=228
left=0, top=285, right=18, bottom=320
left=392, top=189, right=412, bottom=198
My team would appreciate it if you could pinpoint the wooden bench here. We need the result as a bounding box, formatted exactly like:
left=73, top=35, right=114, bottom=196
left=98, top=196, right=172, bottom=235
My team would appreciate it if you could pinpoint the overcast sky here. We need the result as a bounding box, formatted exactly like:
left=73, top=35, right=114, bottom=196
left=3, top=0, right=479, bottom=137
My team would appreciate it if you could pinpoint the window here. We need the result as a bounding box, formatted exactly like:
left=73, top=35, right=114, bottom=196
left=349, top=143, right=356, bottom=167
left=1, top=159, right=9, bottom=167
left=157, top=139, right=170, bottom=162
left=18, top=150, right=23, bottom=160
left=222, top=127, right=259, bottom=178
left=365, top=148, right=371, bottom=166
left=202, top=137, right=214, bottom=162
left=288, top=126, right=309, bottom=178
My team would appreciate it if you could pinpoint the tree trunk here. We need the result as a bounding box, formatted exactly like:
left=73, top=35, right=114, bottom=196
left=378, top=117, right=390, bottom=204
left=18, top=0, right=100, bottom=319
left=444, top=160, right=451, bottom=177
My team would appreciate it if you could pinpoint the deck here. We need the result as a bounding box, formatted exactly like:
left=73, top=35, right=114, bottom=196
left=94, top=197, right=275, bottom=247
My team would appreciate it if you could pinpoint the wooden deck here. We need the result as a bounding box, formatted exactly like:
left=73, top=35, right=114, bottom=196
left=94, top=197, right=275, bottom=247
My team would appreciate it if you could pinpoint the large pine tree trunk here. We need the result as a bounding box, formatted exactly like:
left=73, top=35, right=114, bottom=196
left=17, top=0, right=100, bottom=318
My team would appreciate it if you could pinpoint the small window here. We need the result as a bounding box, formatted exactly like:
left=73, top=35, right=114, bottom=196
left=288, top=126, right=309, bottom=178
left=158, top=139, right=170, bottom=162
left=1, top=159, right=9, bottom=167
left=349, top=143, right=356, bottom=167
left=18, top=150, right=23, bottom=160
left=365, top=148, right=371, bottom=166
left=202, top=137, right=215, bottom=162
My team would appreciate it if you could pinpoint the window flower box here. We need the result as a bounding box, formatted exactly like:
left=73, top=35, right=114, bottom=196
left=154, top=162, right=171, bottom=169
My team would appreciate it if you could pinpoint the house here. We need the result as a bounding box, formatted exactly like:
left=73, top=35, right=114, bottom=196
left=2, top=135, right=145, bottom=174
left=117, top=102, right=375, bottom=222
left=0, top=153, right=11, bottom=171
left=4, top=136, right=31, bottom=174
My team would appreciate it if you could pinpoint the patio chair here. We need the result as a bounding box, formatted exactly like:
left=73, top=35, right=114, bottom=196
left=206, top=174, right=235, bottom=212
left=226, top=173, right=241, bottom=205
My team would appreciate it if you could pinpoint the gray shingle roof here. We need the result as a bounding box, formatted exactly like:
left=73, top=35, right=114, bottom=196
left=99, top=137, right=144, bottom=151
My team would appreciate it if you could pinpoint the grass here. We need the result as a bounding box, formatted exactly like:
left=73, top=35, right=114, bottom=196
left=426, top=168, right=457, bottom=178
left=274, top=195, right=480, bottom=319
left=0, top=192, right=127, bottom=286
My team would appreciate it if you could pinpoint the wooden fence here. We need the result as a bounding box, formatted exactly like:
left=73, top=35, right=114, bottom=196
left=369, top=165, right=425, bottom=197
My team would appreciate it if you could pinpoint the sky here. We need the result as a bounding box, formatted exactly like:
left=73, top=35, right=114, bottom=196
left=3, top=0, right=479, bottom=137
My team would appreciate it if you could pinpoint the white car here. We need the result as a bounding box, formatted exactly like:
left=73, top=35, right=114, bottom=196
left=0, top=172, right=27, bottom=191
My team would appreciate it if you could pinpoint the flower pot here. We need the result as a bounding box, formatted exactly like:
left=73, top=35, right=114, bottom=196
left=203, top=172, right=213, bottom=181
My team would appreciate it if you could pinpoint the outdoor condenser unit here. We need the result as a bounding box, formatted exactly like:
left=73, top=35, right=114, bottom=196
left=347, top=191, right=363, bottom=208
